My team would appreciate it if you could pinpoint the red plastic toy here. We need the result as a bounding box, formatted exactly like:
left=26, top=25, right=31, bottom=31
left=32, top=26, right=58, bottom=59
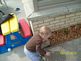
left=0, top=35, right=5, bottom=46
left=19, top=18, right=32, bottom=38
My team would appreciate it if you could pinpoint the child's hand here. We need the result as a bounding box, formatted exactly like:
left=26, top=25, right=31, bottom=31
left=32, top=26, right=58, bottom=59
left=45, top=52, right=51, bottom=57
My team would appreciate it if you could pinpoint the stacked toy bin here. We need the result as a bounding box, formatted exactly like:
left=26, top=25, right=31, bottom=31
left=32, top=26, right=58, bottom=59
left=0, top=13, right=32, bottom=54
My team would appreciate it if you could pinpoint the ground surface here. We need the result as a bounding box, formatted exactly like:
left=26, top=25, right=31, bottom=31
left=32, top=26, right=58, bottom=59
left=0, top=37, right=81, bottom=61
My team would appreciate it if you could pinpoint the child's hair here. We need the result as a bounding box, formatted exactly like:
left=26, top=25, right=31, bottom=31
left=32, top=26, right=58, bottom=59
left=39, top=26, right=51, bottom=35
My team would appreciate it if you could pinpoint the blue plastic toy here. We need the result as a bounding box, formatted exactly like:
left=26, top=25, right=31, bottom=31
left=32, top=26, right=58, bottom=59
left=0, top=14, right=32, bottom=54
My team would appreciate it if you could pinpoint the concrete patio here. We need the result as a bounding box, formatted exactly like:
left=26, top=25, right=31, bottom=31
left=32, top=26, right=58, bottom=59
left=0, top=37, right=81, bottom=61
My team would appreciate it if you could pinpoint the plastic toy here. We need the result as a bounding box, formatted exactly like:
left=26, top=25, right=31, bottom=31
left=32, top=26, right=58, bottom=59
left=0, top=35, right=5, bottom=46
left=1, top=21, right=10, bottom=35
left=19, top=18, right=32, bottom=38
left=9, top=14, right=19, bottom=33
left=0, top=13, right=32, bottom=54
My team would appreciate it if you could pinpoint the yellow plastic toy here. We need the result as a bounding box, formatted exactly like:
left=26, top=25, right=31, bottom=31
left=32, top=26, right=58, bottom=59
left=1, top=13, right=19, bottom=35
left=9, top=14, right=19, bottom=33
left=1, top=21, right=10, bottom=35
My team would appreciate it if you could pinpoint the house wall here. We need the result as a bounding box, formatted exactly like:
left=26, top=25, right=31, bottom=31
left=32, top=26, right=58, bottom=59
left=29, top=11, right=81, bottom=34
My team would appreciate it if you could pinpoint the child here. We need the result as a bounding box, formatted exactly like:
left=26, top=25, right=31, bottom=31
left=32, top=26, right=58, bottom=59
left=24, top=26, right=52, bottom=61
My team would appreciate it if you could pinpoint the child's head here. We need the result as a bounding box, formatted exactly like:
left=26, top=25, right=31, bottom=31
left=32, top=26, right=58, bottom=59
left=39, top=26, right=52, bottom=41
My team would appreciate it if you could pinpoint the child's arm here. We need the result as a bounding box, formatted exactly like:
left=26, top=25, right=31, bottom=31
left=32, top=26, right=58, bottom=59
left=36, top=44, right=46, bottom=56
left=36, top=40, right=46, bottom=56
